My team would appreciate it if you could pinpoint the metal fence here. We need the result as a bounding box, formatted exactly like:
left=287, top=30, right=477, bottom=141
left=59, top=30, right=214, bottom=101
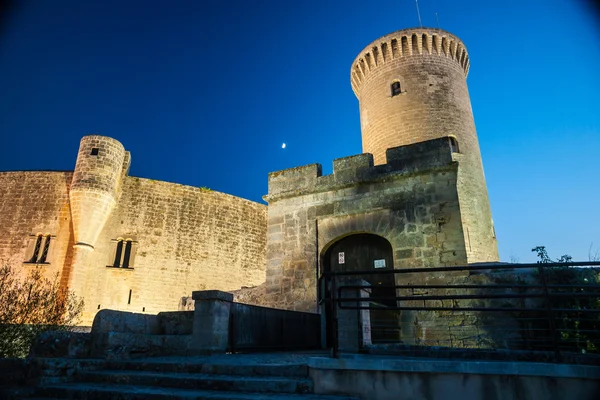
left=320, top=261, right=600, bottom=363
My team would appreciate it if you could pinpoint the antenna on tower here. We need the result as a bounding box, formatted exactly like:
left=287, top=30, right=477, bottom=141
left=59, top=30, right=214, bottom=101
left=435, top=12, right=440, bottom=28
left=415, top=0, right=423, bottom=28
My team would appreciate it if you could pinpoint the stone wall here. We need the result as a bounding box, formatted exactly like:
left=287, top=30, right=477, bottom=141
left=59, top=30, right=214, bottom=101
left=264, top=138, right=467, bottom=312
left=0, top=171, right=267, bottom=325
left=0, top=171, right=73, bottom=283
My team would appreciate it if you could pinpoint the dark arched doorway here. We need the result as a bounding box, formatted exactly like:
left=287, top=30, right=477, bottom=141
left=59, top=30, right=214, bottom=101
left=322, top=233, right=399, bottom=345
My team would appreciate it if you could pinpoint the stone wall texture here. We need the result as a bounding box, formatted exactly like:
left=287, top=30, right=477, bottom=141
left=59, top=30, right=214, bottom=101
left=264, top=138, right=467, bottom=312
left=351, top=28, right=498, bottom=263
left=0, top=148, right=267, bottom=325
left=0, top=171, right=73, bottom=283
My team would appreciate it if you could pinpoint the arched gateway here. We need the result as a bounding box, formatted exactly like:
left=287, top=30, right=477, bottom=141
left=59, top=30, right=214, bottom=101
left=322, top=233, right=399, bottom=346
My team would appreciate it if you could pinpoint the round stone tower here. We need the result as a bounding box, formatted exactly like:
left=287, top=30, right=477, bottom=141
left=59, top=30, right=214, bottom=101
left=68, top=135, right=130, bottom=321
left=69, top=135, right=129, bottom=250
left=351, top=28, right=498, bottom=262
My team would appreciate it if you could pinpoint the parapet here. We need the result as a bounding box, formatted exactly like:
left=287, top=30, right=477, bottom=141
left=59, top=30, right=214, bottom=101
left=266, top=137, right=456, bottom=201
left=351, top=27, right=470, bottom=96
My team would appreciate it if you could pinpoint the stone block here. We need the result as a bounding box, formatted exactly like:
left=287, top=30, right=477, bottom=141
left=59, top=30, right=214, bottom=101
left=189, top=293, right=232, bottom=354
left=396, top=249, right=414, bottom=259
left=91, top=309, right=160, bottom=335
left=192, top=290, right=233, bottom=302
left=29, top=331, right=92, bottom=359
left=332, top=153, right=374, bottom=174
left=157, top=311, right=194, bottom=335
left=315, top=203, right=334, bottom=217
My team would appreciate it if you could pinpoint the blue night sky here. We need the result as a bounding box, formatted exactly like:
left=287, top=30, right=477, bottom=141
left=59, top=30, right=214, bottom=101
left=1, top=0, right=598, bottom=263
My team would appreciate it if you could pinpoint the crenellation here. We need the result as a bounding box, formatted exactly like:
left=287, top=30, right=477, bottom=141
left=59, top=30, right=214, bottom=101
left=267, top=137, right=456, bottom=203
left=332, top=153, right=374, bottom=175
left=267, top=163, right=322, bottom=196
left=351, top=29, right=470, bottom=96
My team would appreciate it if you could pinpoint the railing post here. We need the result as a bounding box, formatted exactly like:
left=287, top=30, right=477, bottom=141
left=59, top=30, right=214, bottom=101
left=538, top=264, right=560, bottom=362
left=335, top=278, right=372, bottom=354
left=331, top=273, right=339, bottom=358
left=228, top=311, right=235, bottom=354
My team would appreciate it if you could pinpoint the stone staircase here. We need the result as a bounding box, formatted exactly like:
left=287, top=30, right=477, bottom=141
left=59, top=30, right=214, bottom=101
left=28, top=358, right=359, bottom=400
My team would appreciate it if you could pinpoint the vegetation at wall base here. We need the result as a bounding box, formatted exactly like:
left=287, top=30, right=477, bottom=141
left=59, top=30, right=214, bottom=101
left=0, top=264, right=83, bottom=358
left=532, top=246, right=600, bottom=354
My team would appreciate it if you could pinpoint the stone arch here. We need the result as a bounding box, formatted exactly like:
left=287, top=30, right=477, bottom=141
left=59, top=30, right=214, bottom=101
left=317, top=209, right=403, bottom=270
left=321, top=233, right=395, bottom=288
left=320, top=229, right=400, bottom=344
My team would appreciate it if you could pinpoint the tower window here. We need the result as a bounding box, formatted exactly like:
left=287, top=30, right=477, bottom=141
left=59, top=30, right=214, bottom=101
left=449, top=137, right=459, bottom=153
left=109, top=238, right=136, bottom=269
left=90, top=148, right=99, bottom=156
left=391, top=81, right=402, bottom=97
left=25, top=234, right=52, bottom=264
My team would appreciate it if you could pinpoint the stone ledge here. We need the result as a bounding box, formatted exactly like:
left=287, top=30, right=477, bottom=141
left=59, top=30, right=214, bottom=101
left=191, top=290, right=234, bottom=302
left=307, top=355, right=600, bottom=379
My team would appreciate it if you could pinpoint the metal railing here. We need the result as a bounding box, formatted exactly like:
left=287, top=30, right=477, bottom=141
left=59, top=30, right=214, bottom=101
left=319, top=261, right=600, bottom=363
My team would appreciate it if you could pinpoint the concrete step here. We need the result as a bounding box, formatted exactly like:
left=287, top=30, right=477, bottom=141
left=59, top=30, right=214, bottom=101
left=36, top=382, right=360, bottom=400
left=104, top=360, right=309, bottom=377
left=77, top=370, right=313, bottom=394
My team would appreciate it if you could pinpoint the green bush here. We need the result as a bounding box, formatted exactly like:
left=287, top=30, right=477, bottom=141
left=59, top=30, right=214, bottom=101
left=0, top=264, right=83, bottom=358
left=532, top=246, right=600, bottom=353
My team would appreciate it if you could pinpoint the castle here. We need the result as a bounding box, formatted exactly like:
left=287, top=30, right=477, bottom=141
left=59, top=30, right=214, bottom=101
left=0, top=27, right=498, bottom=325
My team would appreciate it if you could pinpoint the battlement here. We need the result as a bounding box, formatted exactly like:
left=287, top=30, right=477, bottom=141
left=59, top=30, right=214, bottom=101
left=266, top=137, right=456, bottom=201
left=351, top=28, right=470, bottom=96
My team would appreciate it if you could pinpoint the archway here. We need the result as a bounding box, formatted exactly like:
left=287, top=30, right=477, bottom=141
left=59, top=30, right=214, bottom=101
left=322, top=233, right=398, bottom=345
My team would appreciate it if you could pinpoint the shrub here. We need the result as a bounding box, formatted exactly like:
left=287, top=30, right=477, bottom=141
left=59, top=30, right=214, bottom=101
left=0, top=264, right=83, bottom=358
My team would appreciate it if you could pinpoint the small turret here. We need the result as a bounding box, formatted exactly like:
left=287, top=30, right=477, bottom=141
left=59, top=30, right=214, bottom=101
left=69, top=135, right=130, bottom=250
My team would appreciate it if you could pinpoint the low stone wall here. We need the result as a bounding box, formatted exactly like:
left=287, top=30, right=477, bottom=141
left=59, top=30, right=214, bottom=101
left=230, top=302, right=320, bottom=351
left=92, top=309, right=194, bottom=335
left=309, top=356, right=600, bottom=400
left=189, top=290, right=321, bottom=354
left=29, top=331, right=92, bottom=359
left=90, top=309, right=194, bottom=358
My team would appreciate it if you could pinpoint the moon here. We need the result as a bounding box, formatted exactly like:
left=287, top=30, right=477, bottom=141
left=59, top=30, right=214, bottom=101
left=281, top=143, right=286, bottom=149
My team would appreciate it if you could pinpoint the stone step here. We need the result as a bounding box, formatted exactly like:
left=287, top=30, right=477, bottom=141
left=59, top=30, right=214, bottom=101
left=0, top=386, right=35, bottom=399
left=104, top=360, right=309, bottom=377
left=77, top=370, right=313, bottom=394
left=36, top=382, right=360, bottom=400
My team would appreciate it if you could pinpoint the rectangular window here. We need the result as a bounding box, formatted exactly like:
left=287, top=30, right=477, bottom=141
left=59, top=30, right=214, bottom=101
left=108, top=238, right=137, bottom=269
left=24, top=234, right=53, bottom=264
